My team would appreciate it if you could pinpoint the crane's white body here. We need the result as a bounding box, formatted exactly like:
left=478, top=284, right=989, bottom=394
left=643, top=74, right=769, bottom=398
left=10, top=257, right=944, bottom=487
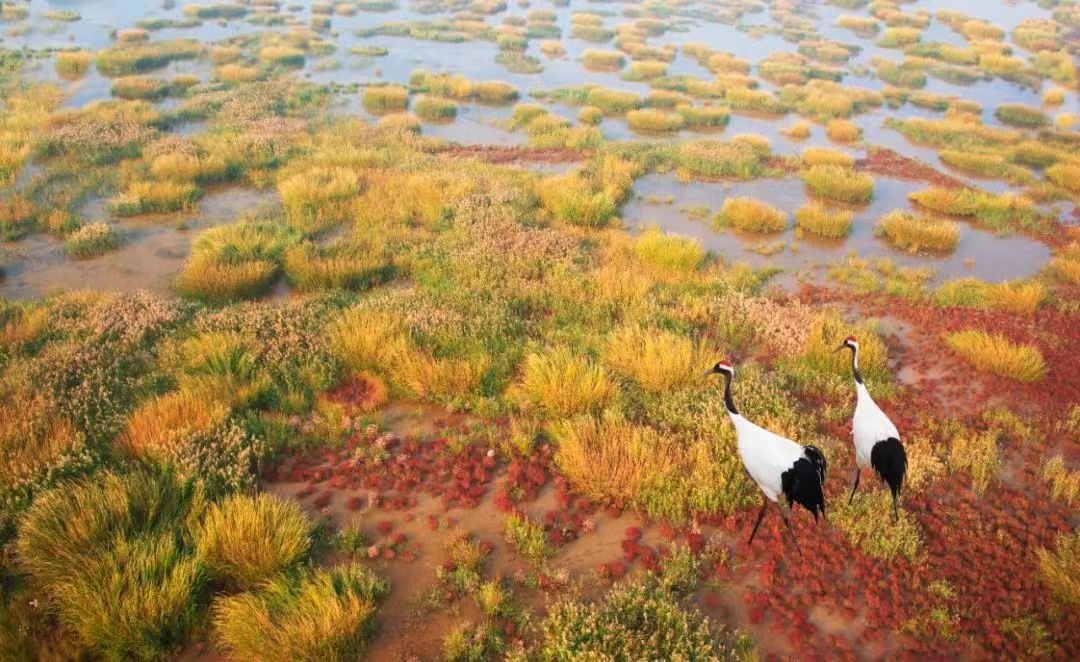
left=730, top=412, right=805, bottom=503
left=852, top=381, right=899, bottom=469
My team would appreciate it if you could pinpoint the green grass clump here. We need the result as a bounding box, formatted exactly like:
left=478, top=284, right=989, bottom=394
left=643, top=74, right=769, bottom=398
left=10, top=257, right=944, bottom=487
left=111, top=75, right=170, bottom=100
left=908, top=187, right=1047, bottom=234
left=877, top=211, right=959, bottom=254
left=176, top=222, right=300, bottom=303
left=279, top=167, right=361, bottom=233
left=939, top=150, right=1034, bottom=184
left=675, top=104, right=729, bottom=128
left=56, top=50, right=91, bottom=78
left=196, top=493, right=312, bottom=589
left=413, top=95, right=457, bottom=121
left=578, top=105, right=602, bottom=125
left=472, top=81, right=519, bottom=104
left=109, top=181, right=201, bottom=216
left=603, top=325, right=712, bottom=392
left=1036, top=531, right=1080, bottom=607
left=66, top=222, right=125, bottom=258
left=259, top=46, right=305, bottom=68
left=825, top=118, right=861, bottom=142
left=1046, top=161, right=1080, bottom=195
left=802, top=147, right=854, bottom=168
left=944, top=330, right=1045, bottom=382
left=633, top=227, right=706, bottom=272
left=878, top=26, right=923, bottom=47
left=151, top=152, right=230, bottom=185
left=800, top=165, right=873, bottom=203
left=886, top=117, right=1021, bottom=150
left=717, top=197, right=787, bottom=233
left=16, top=471, right=206, bottom=659
left=582, top=49, right=625, bottom=71
left=677, top=140, right=764, bottom=179
left=0, top=195, right=37, bottom=241
left=183, top=3, right=248, bottom=19
left=362, top=85, right=409, bottom=113
left=519, top=347, right=616, bottom=418
left=504, top=513, right=554, bottom=564
left=833, top=491, right=922, bottom=561
left=283, top=239, right=393, bottom=292
left=624, top=60, right=668, bottom=80
left=585, top=87, right=642, bottom=114
left=530, top=576, right=750, bottom=659
left=214, top=564, right=390, bottom=660
left=724, top=87, right=787, bottom=114
left=95, top=39, right=201, bottom=76
left=627, top=109, right=683, bottom=133
left=795, top=203, right=852, bottom=238
left=994, top=103, right=1049, bottom=128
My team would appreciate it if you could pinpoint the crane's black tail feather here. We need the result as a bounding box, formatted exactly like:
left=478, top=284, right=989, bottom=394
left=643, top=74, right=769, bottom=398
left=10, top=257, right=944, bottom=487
left=781, top=446, right=827, bottom=521
left=871, top=438, right=906, bottom=501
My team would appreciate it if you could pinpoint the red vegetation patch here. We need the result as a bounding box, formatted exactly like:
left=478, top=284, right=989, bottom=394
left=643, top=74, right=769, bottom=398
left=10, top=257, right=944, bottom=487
left=438, top=144, right=589, bottom=164
left=326, top=371, right=389, bottom=413
left=856, top=147, right=968, bottom=189
left=271, top=427, right=507, bottom=510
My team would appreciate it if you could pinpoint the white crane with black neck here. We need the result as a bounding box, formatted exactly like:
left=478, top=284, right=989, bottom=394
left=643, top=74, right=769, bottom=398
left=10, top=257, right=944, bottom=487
left=838, top=336, right=907, bottom=521
left=707, top=361, right=827, bottom=555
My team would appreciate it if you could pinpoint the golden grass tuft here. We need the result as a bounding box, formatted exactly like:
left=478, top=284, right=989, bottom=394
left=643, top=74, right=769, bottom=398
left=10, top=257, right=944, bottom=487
left=632, top=227, right=706, bottom=272
left=176, top=258, right=279, bottom=304
left=944, top=423, right=1001, bottom=492
left=214, top=564, right=389, bottom=660
left=717, top=197, right=787, bottom=233
left=626, top=109, right=683, bottom=133
left=1041, top=456, right=1079, bottom=507
left=825, top=118, right=861, bottom=142
left=56, top=50, right=91, bottom=78
left=1046, top=161, right=1080, bottom=195
left=944, top=330, right=1045, bottom=382
left=151, top=152, right=230, bottom=184
left=109, top=180, right=200, bottom=216
left=582, top=49, right=625, bottom=71
left=800, top=164, right=873, bottom=203
left=1035, top=530, right=1079, bottom=607
left=120, top=390, right=230, bottom=460
left=279, top=167, right=361, bottom=233
left=361, top=85, right=409, bottom=113
left=876, top=211, right=959, bottom=254
left=602, top=326, right=713, bottom=392
left=802, top=147, right=854, bottom=168
left=795, top=203, right=852, bottom=238
left=832, top=491, right=922, bottom=561
left=196, top=493, right=313, bottom=588
left=552, top=416, right=675, bottom=503
left=783, top=121, right=811, bottom=139
left=519, top=348, right=616, bottom=418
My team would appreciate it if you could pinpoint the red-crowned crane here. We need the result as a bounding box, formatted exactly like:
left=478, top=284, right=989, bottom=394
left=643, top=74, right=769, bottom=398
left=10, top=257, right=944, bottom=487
left=838, top=336, right=906, bottom=521
left=707, top=361, right=826, bottom=554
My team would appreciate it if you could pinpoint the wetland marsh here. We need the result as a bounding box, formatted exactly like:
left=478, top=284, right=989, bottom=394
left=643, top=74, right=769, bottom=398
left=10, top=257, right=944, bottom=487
left=0, top=0, right=1078, bottom=660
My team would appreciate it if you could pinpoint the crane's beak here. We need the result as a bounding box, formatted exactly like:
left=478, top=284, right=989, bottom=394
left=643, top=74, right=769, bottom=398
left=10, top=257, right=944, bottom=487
left=701, top=369, right=714, bottom=378
left=834, top=343, right=846, bottom=353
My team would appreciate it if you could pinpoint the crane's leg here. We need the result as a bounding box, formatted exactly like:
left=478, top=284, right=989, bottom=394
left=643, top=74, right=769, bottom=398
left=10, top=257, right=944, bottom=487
left=891, top=492, right=899, bottom=523
left=848, top=467, right=861, bottom=504
left=748, top=494, right=769, bottom=545
left=777, top=502, right=803, bottom=558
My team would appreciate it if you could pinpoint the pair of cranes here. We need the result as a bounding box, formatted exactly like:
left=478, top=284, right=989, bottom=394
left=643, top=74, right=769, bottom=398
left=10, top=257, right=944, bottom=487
left=707, top=336, right=907, bottom=555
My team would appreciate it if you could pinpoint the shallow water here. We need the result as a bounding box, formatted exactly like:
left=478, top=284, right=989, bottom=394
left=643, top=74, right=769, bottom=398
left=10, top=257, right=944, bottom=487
left=2, top=0, right=1074, bottom=300
left=1, top=188, right=280, bottom=299
left=622, top=173, right=1051, bottom=284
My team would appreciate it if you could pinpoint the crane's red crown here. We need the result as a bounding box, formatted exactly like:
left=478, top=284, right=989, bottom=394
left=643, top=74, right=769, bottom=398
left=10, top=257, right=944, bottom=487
left=716, top=360, right=733, bottom=370
left=844, top=335, right=857, bottom=343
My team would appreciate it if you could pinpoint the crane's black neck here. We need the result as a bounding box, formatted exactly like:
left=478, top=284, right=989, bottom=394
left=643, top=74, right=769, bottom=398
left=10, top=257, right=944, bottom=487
left=722, top=371, right=739, bottom=415
left=848, top=346, right=863, bottom=385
